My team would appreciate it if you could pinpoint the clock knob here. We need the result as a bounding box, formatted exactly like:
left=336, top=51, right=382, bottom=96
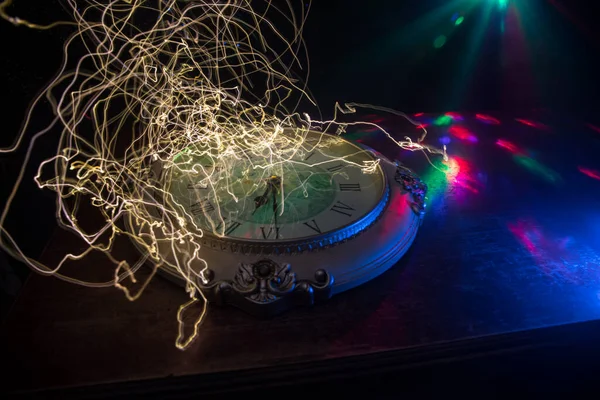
left=256, top=263, right=272, bottom=278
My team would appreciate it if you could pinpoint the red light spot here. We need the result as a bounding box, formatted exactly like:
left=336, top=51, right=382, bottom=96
left=445, top=112, right=464, bottom=121
left=515, top=118, right=548, bottom=130
left=508, top=221, right=538, bottom=255
left=364, top=127, right=378, bottom=132
left=516, top=118, right=536, bottom=127
left=476, top=113, right=501, bottom=125
left=507, top=219, right=586, bottom=284
left=496, top=139, right=521, bottom=154
left=586, top=123, right=600, bottom=134
left=414, top=112, right=424, bottom=117
left=578, top=166, right=600, bottom=181
left=445, top=156, right=482, bottom=194
left=449, top=126, right=478, bottom=143
left=416, top=123, right=429, bottom=130
left=364, top=114, right=384, bottom=124
left=457, top=180, right=479, bottom=194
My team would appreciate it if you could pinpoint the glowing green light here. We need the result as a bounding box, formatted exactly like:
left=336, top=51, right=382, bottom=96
left=434, top=115, right=452, bottom=126
left=513, top=155, right=562, bottom=184
left=498, top=0, right=508, bottom=9
left=433, top=35, right=447, bottom=49
left=455, top=16, right=464, bottom=26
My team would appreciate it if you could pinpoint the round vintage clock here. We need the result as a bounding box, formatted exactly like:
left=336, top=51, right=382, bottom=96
left=128, top=130, right=427, bottom=316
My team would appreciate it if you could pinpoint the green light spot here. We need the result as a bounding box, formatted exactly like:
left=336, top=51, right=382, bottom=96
left=433, top=35, right=447, bottom=49
left=421, top=159, right=452, bottom=204
left=513, top=155, right=561, bottom=184
left=455, top=16, right=464, bottom=26
left=498, top=0, right=508, bottom=9
left=434, top=115, right=452, bottom=126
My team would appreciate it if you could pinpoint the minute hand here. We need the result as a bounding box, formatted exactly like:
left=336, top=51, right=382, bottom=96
left=272, top=185, right=279, bottom=227
left=253, top=185, right=271, bottom=215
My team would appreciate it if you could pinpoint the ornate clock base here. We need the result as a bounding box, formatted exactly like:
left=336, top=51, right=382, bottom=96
left=150, top=160, right=425, bottom=317
left=198, top=260, right=334, bottom=317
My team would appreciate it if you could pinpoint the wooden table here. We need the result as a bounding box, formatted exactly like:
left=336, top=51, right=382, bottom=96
left=4, top=112, right=600, bottom=396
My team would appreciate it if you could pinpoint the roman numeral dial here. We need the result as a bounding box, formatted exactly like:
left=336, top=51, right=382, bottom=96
left=168, top=130, right=386, bottom=245
left=330, top=201, right=355, bottom=217
left=339, top=183, right=361, bottom=192
left=260, top=226, right=281, bottom=239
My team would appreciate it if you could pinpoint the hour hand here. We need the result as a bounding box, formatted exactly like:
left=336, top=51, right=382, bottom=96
left=253, top=193, right=269, bottom=213
left=253, top=176, right=281, bottom=215
left=253, top=186, right=271, bottom=215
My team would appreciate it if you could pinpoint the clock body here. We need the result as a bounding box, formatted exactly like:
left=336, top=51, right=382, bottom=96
left=127, top=131, right=427, bottom=316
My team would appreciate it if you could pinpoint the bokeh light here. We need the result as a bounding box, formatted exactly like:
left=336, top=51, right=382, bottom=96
left=515, top=118, right=548, bottom=130
left=434, top=115, right=453, bottom=126
left=449, top=126, right=478, bottom=143
left=434, top=35, right=447, bottom=49
left=496, top=140, right=561, bottom=184
left=579, top=167, right=600, bottom=181
left=587, top=124, right=600, bottom=134
left=476, top=113, right=501, bottom=125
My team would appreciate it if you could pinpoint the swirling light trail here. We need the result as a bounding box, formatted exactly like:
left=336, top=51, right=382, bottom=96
left=0, top=0, right=445, bottom=349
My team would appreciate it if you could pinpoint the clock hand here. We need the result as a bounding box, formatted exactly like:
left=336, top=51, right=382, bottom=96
left=252, top=175, right=281, bottom=216
left=269, top=176, right=282, bottom=231
left=253, top=186, right=271, bottom=215
left=272, top=185, right=278, bottom=228
left=252, top=176, right=276, bottom=215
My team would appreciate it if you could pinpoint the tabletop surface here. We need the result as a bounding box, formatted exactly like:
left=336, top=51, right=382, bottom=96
left=3, top=110, right=600, bottom=392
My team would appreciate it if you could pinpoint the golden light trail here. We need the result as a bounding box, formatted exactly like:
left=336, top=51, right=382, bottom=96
left=0, top=0, right=445, bottom=350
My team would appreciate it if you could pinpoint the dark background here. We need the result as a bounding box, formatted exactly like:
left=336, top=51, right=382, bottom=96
left=1, top=0, right=599, bottom=392
left=303, top=0, right=600, bottom=114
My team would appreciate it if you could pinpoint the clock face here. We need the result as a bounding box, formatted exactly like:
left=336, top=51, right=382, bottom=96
left=164, top=131, right=386, bottom=242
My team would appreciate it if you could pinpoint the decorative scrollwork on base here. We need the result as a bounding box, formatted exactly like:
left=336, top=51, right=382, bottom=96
left=394, top=161, right=428, bottom=220
left=198, top=259, right=334, bottom=317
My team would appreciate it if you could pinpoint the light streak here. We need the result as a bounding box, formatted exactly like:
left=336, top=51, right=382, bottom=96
left=476, top=113, right=501, bottom=125
left=496, top=139, right=561, bottom=184
left=578, top=166, right=600, bottom=181
left=0, top=0, right=445, bottom=350
left=448, top=125, right=478, bottom=143
left=586, top=123, right=600, bottom=134
left=515, top=118, right=548, bottom=130
left=445, top=111, right=464, bottom=121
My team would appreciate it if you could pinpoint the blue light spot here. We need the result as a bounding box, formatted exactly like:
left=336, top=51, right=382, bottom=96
left=439, top=136, right=452, bottom=145
left=451, top=12, right=459, bottom=22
